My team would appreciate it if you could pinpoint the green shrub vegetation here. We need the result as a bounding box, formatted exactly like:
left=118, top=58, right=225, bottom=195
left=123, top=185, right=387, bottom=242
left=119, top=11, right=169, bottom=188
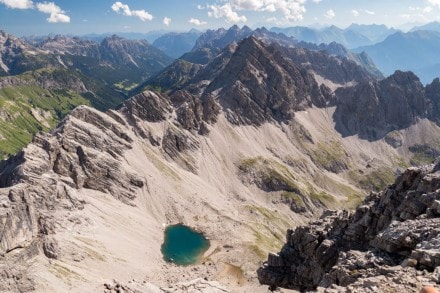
left=0, top=85, right=90, bottom=158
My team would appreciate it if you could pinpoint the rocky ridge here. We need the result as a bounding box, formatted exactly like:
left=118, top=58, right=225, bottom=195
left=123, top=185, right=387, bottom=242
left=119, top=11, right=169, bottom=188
left=147, top=36, right=378, bottom=127
left=334, top=70, right=440, bottom=140
left=180, top=25, right=381, bottom=78
left=258, top=160, right=440, bottom=292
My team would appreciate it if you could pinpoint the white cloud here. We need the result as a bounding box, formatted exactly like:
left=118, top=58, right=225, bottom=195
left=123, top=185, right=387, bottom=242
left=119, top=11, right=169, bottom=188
left=189, top=18, right=207, bottom=26
left=0, top=0, right=33, bottom=9
left=312, top=0, right=322, bottom=3
left=325, top=9, right=335, bottom=19
left=424, top=6, right=433, bottom=13
left=351, top=9, right=359, bottom=17
left=411, top=5, right=433, bottom=13
left=206, top=0, right=306, bottom=23
left=0, top=0, right=70, bottom=23
left=365, top=9, right=375, bottom=15
left=36, top=2, right=70, bottom=23
left=111, top=2, right=153, bottom=22
left=428, top=0, right=440, bottom=8
left=163, top=16, right=171, bottom=26
left=208, top=3, right=247, bottom=23
left=400, top=14, right=411, bottom=19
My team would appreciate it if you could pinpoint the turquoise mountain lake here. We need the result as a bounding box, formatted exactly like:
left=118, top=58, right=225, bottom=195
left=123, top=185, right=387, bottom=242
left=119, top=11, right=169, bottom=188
left=161, top=224, right=210, bottom=266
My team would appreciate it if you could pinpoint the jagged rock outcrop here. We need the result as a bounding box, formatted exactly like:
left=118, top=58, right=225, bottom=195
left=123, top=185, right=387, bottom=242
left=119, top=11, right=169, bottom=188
left=334, top=70, right=429, bottom=140
left=203, top=37, right=332, bottom=125
left=281, top=45, right=374, bottom=85
left=258, top=160, right=440, bottom=292
left=426, top=78, right=440, bottom=124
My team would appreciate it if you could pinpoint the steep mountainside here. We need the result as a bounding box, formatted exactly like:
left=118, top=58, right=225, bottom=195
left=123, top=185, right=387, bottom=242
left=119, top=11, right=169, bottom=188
left=180, top=26, right=382, bottom=79
left=354, top=30, right=440, bottom=84
left=334, top=70, right=440, bottom=142
left=152, top=30, right=202, bottom=58
left=145, top=36, right=377, bottom=104
left=259, top=160, right=440, bottom=292
left=0, top=68, right=124, bottom=157
left=146, top=37, right=342, bottom=126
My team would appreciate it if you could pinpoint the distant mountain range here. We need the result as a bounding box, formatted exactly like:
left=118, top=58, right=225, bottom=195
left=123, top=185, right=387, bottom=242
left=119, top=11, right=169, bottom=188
left=0, top=30, right=173, bottom=156
left=354, top=30, right=440, bottom=84
left=176, top=25, right=382, bottom=79
left=410, top=21, right=440, bottom=32
left=152, top=30, right=202, bottom=58
left=271, top=24, right=399, bottom=49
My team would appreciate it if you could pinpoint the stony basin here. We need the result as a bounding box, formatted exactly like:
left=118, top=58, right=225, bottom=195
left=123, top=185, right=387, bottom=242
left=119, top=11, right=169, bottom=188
left=161, top=224, right=210, bottom=265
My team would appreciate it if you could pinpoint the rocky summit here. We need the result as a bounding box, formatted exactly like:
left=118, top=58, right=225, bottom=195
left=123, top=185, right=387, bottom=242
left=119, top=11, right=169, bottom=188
left=258, top=160, right=440, bottom=292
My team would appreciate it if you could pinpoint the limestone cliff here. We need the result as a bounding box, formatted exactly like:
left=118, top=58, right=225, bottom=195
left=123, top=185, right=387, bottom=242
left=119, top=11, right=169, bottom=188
left=258, top=160, right=440, bottom=292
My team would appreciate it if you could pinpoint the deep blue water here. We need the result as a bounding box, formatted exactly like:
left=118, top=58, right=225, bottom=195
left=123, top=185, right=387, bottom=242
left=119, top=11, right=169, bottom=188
left=161, top=224, right=210, bottom=266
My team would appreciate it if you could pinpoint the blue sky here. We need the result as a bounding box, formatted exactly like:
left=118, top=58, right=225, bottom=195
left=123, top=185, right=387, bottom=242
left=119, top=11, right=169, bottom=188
left=1, top=0, right=440, bottom=36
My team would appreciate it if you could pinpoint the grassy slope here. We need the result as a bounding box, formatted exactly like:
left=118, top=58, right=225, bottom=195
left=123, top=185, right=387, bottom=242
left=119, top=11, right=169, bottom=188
left=0, top=85, right=91, bottom=157
left=0, top=66, right=128, bottom=158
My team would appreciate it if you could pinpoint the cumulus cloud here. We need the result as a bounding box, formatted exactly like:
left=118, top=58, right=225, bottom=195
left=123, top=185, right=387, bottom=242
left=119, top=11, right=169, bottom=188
left=325, top=9, right=335, bottom=19
left=207, top=0, right=306, bottom=23
left=428, top=0, right=440, bottom=8
left=423, top=6, right=433, bottom=12
left=111, top=2, right=153, bottom=22
left=351, top=9, right=359, bottom=17
left=0, top=0, right=33, bottom=9
left=189, top=18, right=207, bottom=26
left=410, top=5, right=433, bottom=13
left=208, top=3, right=247, bottom=23
left=365, top=9, right=375, bottom=15
left=36, top=2, right=70, bottom=23
left=163, top=16, right=171, bottom=26
left=0, top=0, right=70, bottom=23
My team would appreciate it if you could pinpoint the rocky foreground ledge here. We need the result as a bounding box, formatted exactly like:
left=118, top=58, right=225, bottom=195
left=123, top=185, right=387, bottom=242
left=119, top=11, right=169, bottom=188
left=258, top=160, right=440, bottom=292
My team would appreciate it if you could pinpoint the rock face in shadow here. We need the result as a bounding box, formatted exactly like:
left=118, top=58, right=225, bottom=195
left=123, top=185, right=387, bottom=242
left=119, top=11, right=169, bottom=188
left=334, top=70, right=435, bottom=140
left=258, top=160, right=440, bottom=291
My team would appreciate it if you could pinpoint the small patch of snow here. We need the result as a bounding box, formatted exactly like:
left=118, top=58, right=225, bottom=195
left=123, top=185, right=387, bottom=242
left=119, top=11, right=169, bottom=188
left=0, top=58, right=9, bottom=73
left=56, top=55, right=67, bottom=69
left=127, top=54, right=139, bottom=68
